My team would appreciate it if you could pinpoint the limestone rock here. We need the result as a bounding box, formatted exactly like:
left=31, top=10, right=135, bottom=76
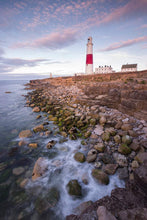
left=93, top=125, right=103, bottom=136
left=114, top=135, right=121, bottom=143
left=121, top=123, right=133, bottom=131
left=97, top=206, right=117, bottom=220
left=94, top=143, right=105, bottom=152
left=102, top=132, right=110, bottom=142
left=118, top=143, right=131, bottom=155
left=13, top=167, right=25, bottom=176
left=134, top=152, right=147, bottom=164
left=19, top=130, right=33, bottom=138
left=33, top=124, right=44, bottom=133
left=28, top=143, right=38, bottom=148
left=131, top=160, right=139, bottom=170
left=86, top=149, right=97, bottom=163
left=67, top=179, right=82, bottom=196
left=130, top=140, right=140, bottom=151
left=91, top=169, right=109, bottom=185
left=113, top=153, right=128, bottom=167
left=104, top=164, right=118, bottom=175
left=122, top=135, right=132, bottom=145
left=75, top=201, right=93, bottom=215
left=33, top=107, right=40, bottom=112
left=32, top=157, right=48, bottom=181
left=105, top=127, right=116, bottom=136
left=99, top=116, right=107, bottom=126
left=74, top=152, right=85, bottom=163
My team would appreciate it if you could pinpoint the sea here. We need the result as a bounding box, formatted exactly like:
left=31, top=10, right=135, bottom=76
left=0, top=79, right=125, bottom=220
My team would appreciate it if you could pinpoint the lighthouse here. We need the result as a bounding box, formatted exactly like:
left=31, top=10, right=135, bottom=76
left=85, top=37, right=93, bottom=74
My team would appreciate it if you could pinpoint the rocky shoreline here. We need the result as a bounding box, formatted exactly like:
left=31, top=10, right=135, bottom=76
left=24, top=71, right=147, bottom=219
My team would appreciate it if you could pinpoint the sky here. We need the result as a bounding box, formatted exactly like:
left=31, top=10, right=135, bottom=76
left=0, top=0, right=147, bottom=79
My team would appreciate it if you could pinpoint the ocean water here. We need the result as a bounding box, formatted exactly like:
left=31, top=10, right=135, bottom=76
left=0, top=80, right=125, bottom=220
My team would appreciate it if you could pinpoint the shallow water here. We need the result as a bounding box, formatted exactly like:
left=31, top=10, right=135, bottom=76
left=0, top=80, right=125, bottom=220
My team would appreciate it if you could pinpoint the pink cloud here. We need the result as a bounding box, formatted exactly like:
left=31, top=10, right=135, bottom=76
left=12, top=28, right=79, bottom=50
left=141, top=24, right=147, bottom=29
left=100, top=36, right=147, bottom=51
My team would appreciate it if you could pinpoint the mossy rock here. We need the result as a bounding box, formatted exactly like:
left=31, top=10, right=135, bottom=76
left=77, top=121, right=85, bottom=128
left=74, top=152, right=85, bottom=163
left=81, top=140, right=87, bottom=145
left=84, top=131, right=91, bottom=138
left=90, top=118, right=97, bottom=126
left=91, top=169, right=109, bottom=185
left=12, top=190, right=28, bottom=205
left=102, top=132, right=110, bottom=141
left=67, top=179, right=82, bottom=196
left=33, top=124, right=44, bottom=133
left=94, top=143, right=105, bottom=152
left=46, top=187, right=60, bottom=208
left=114, top=135, right=121, bottom=143
left=118, top=143, right=132, bottom=155
left=69, top=134, right=77, bottom=140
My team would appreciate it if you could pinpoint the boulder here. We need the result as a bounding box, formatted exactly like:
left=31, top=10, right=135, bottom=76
left=86, top=149, right=97, bottom=163
left=75, top=201, right=93, bottom=215
left=114, top=135, right=121, bottom=143
left=118, top=167, right=128, bottom=180
left=131, top=160, right=139, bottom=170
left=102, top=132, right=110, bottom=142
left=104, top=164, right=118, bottom=175
left=130, top=140, right=140, bottom=151
left=46, top=140, right=56, bottom=149
left=105, top=127, right=116, bottom=136
left=28, top=143, right=38, bottom=149
left=74, top=152, right=85, bottom=163
left=99, top=153, right=114, bottom=164
left=91, top=169, right=109, bottom=185
left=12, top=167, right=25, bottom=176
left=33, top=124, right=44, bottom=133
left=33, top=107, right=40, bottom=112
left=93, top=125, right=103, bottom=136
left=118, top=143, right=131, bottom=155
left=67, top=179, right=82, bottom=196
left=121, top=123, right=133, bottom=131
left=99, top=116, right=107, bottom=126
left=19, top=130, right=33, bottom=138
left=134, top=152, right=147, bottom=164
left=134, top=161, right=147, bottom=194
left=32, top=157, right=48, bottom=181
left=122, top=135, right=132, bottom=145
left=97, top=206, right=117, bottom=220
left=94, top=143, right=105, bottom=152
left=113, top=153, right=128, bottom=167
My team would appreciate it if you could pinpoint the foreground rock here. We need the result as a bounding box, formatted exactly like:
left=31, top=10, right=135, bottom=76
left=32, top=157, right=48, bottom=181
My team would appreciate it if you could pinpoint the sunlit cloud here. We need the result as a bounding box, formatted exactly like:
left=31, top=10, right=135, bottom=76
left=99, top=36, right=147, bottom=51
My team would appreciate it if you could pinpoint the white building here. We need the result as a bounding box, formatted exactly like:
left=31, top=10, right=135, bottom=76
left=121, top=64, right=137, bottom=72
left=95, top=65, right=115, bottom=74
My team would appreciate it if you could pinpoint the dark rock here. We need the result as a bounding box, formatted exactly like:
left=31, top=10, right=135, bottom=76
left=118, top=208, right=147, bottom=220
left=117, top=167, right=129, bottom=180
left=104, top=164, right=118, bottom=175
left=46, top=140, right=56, bottom=149
left=97, top=206, right=117, bottom=220
left=91, top=169, right=109, bottom=185
left=74, top=152, right=85, bottom=163
left=99, top=153, right=114, bottom=164
left=67, top=179, right=82, bottom=196
left=75, top=201, right=93, bottom=215
left=118, top=144, right=131, bottom=155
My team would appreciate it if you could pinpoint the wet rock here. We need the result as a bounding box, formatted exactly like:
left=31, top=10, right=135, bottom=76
left=118, top=208, right=147, bottom=220
left=134, top=152, right=147, bottom=164
left=46, top=140, right=57, bottom=149
left=46, top=187, right=60, bottom=208
left=74, top=152, right=85, bottom=163
left=94, top=162, right=102, bottom=169
left=122, top=135, right=132, bottom=145
left=33, top=107, right=40, bottom=112
left=114, top=134, right=121, bottom=143
left=28, top=143, right=38, bottom=148
left=82, top=173, right=89, bottom=185
left=0, top=162, right=7, bottom=172
left=67, top=179, right=82, bottom=196
left=33, top=124, right=44, bottom=133
left=18, top=140, right=28, bottom=146
left=121, top=123, right=133, bottom=131
left=99, top=116, right=106, bottom=126
left=131, top=160, right=139, bottom=170
left=104, top=164, right=118, bottom=175
left=130, top=140, right=140, bottom=151
left=75, top=201, right=93, bottom=215
left=102, top=132, right=110, bottom=142
left=86, top=149, right=97, bottom=163
left=60, top=131, right=68, bottom=137
left=118, top=167, right=128, bottom=180
left=45, top=130, right=52, bottom=136
left=32, top=157, right=48, bottom=181
left=97, top=206, right=117, bottom=220
left=113, top=153, right=128, bottom=167
left=36, top=115, right=41, bottom=119
left=92, top=169, right=109, bottom=185
left=0, top=169, right=11, bottom=183
left=118, top=143, right=131, bottom=155
left=20, top=178, right=29, bottom=188
left=99, top=153, right=114, bottom=164
left=13, top=167, right=25, bottom=176
left=84, top=131, right=91, bottom=138
left=94, top=143, right=105, bottom=152
left=19, top=130, right=33, bottom=138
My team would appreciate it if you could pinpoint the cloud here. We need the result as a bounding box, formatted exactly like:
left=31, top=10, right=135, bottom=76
left=0, top=47, right=5, bottom=56
left=141, top=24, right=147, bottom=29
left=12, top=28, right=79, bottom=50
left=99, top=36, right=147, bottom=51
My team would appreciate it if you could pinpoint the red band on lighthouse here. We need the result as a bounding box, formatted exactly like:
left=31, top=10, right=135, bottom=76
left=86, top=54, right=93, bottom=64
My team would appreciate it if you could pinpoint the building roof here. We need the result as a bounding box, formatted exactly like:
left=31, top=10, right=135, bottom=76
left=121, top=64, right=137, bottom=69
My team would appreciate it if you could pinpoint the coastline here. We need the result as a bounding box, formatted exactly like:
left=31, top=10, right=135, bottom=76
left=25, top=71, right=147, bottom=219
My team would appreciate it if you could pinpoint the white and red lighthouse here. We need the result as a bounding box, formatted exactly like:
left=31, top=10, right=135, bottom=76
left=85, top=37, right=93, bottom=74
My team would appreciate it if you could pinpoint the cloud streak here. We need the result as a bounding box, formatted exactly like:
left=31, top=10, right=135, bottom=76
left=99, top=36, right=147, bottom=51
left=12, top=28, right=79, bottom=49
